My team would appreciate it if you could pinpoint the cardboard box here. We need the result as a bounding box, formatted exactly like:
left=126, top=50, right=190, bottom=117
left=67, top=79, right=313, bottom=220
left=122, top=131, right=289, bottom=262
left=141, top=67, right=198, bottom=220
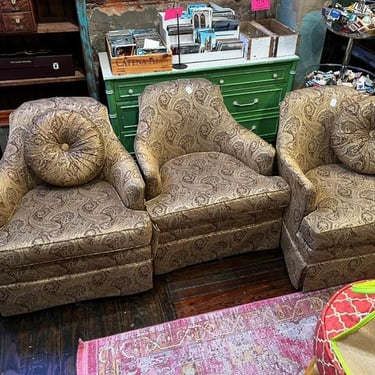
left=106, top=35, right=172, bottom=75
left=158, top=12, right=195, bottom=47
left=0, top=54, right=75, bottom=80
left=239, top=21, right=273, bottom=60
left=172, top=48, right=244, bottom=64
left=250, top=18, right=299, bottom=57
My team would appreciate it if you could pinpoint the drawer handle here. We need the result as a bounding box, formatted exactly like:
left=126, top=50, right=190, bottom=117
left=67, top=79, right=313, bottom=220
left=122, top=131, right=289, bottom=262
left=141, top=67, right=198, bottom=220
left=250, top=125, right=256, bottom=131
left=233, top=98, right=259, bottom=107
left=128, top=89, right=134, bottom=95
left=272, top=73, right=278, bottom=79
left=11, top=0, right=16, bottom=4
left=219, top=79, right=224, bottom=85
left=15, top=17, right=21, bottom=24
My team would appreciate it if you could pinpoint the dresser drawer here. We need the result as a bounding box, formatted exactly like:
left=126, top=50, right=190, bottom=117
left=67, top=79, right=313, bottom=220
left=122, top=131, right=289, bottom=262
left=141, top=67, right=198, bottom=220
left=208, top=64, right=291, bottom=91
left=0, top=0, right=32, bottom=12
left=1, top=11, right=36, bottom=32
left=235, top=112, right=279, bottom=141
left=119, top=131, right=137, bottom=154
left=223, top=86, right=285, bottom=115
left=111, top=73, right=205, bottom=102
left=115, top=101, right=138, bottom=129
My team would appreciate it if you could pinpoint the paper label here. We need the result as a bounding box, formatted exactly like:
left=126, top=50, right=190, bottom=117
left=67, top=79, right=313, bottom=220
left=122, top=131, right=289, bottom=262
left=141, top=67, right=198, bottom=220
left=251, top=0, right=271, bottom=11
left=164, top=7, right=184, bottom=20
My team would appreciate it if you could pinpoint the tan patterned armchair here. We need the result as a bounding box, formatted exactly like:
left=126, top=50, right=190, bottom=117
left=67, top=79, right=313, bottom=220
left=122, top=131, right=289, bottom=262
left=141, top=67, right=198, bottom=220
left=0, top=97, right=153, bottom=316
left=277, top=86, right=375, bottom=291
left=135, top=78, right=290, bottom=274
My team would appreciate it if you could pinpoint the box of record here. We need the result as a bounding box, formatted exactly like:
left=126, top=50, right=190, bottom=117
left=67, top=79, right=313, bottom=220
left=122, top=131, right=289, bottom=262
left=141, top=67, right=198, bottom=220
left=158, top=12, right=195, bottom=47
left=171, top=33, right=244, bottom=64
left=250, top=19, right=299, bottom=57
left=0, top=53, right=75, bottom=80
left=239, top=21, right=273, bottom=60
left=106, top=29, right=172, bottom=75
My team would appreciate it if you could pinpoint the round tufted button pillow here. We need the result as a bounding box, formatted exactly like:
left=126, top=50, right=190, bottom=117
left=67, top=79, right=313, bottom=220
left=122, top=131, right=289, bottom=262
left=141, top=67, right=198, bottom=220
left=24, top=109, right=105, bottom=186
left=331, top=98, right=375, bottom=174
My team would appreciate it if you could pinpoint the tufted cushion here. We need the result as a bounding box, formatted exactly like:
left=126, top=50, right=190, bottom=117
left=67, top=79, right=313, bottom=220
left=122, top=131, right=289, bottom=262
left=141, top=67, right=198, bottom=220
left=331, top=98, right=375, bottom=174
left=24, top=109, right=105, bottom=186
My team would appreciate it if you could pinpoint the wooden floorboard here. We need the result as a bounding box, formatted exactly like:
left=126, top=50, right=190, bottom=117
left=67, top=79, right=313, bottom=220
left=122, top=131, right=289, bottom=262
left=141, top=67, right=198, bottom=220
left=0, top=248, right=294, bottom=374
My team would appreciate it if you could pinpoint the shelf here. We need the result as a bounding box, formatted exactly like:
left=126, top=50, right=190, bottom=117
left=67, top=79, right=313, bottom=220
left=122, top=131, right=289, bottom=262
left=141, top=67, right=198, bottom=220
left=0, top=70, right=86, bottom=87
left=37, top=21, right=79, bottom=33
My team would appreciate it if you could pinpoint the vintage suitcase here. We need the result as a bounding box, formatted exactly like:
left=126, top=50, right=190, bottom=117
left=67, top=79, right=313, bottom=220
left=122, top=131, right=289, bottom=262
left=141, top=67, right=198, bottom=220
left=0, top=54, right=75, bottom=80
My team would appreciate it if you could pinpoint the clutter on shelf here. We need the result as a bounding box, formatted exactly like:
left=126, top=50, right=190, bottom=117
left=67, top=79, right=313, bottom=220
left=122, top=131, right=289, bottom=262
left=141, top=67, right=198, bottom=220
left=305, top=66, right=375, bottom=95
left=105, top=2, right=299, bottom=74
left=322, top=1, right=375, bottom=36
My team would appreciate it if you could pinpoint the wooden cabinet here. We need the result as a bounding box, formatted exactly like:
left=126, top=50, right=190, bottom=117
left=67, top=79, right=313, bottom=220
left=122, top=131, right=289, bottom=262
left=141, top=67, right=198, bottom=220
left=0, top=0, right=37, bottom=33
left=99, top=52, right=299, bottom=153
left=0, top=0, right=97, bottom=128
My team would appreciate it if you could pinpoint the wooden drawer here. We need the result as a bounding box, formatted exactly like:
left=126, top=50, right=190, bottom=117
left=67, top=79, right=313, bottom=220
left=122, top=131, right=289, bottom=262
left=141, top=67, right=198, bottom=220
left=208, top=64, right=290, bottom=91
left=0, top=0, right=32, bottom=12
left=111, top=101, right=138, bottom=132
left=1, top=11, right=36, bottom=32
left=234, top=112, right=279, bottom=141
left=223, top=86, right=285, bottom=115
left=119, top=131, right=136, bottom=154
left=112, top=72, right=203, bottom=102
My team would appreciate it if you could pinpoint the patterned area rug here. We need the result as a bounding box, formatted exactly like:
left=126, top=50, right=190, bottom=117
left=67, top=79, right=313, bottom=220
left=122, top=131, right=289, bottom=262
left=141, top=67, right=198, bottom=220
left=77, top=287, right=338, bottom=375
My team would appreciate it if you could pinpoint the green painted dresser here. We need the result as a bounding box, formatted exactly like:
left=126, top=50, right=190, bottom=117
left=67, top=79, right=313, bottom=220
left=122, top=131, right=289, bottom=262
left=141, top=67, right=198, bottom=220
left=98, top=52, right=299, bottom=153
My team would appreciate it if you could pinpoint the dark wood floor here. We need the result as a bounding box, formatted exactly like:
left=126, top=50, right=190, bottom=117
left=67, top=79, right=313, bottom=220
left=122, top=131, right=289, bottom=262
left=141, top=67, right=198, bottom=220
left=0, top=248, right=295, bottom=374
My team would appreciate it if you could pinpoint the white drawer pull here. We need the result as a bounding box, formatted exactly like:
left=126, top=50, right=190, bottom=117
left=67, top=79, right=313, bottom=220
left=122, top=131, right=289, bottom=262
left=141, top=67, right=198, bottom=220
left=233, top=98, right=259, bottom=107
left=272, top=73, right=278, bottom=79
left=128, top=89, right=134, bottom=94
left=219, top=79, right=225, bottom=85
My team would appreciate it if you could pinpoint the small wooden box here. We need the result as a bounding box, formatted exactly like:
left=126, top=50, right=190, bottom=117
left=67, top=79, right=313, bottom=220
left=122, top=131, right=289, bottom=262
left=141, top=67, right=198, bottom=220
left=0, top=54, right=75, bottom=80
left=106, top=37, right=172, bottom=75
left=251, top=18, right=299, bottom=57
left=239, top=21, right=273, bottom=60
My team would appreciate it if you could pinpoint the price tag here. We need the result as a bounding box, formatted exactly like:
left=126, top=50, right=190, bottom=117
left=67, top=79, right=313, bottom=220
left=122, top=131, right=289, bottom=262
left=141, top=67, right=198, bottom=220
left=251, top=0, right=271, bottom=11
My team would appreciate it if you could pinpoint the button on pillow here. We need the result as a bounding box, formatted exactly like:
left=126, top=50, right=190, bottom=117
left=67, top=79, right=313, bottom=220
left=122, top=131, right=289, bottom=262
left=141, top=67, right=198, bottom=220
left=331, top=98, right=375, bottom=175
left=24, top=109, right=105, bottom=186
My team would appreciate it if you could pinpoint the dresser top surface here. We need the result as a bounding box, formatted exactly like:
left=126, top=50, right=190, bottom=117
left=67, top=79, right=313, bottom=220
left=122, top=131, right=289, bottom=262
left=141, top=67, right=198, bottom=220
left=98, top=52, right=299, bottom=81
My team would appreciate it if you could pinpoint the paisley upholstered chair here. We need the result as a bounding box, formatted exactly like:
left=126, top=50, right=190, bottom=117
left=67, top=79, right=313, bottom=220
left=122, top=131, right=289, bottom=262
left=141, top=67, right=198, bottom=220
left=277, top=85, right=375, bottom=291
left=135, top=78, right=290, bottom=274
left=0, top=97, right=153, bottom=316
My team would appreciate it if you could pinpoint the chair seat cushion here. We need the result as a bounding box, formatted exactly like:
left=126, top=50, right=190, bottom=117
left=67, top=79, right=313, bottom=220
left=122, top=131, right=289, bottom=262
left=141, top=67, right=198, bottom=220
left=24, top=109, right=105, bottom=186
left=300, top=164, right=375, bottom=250
left=145, top=151, right=290, bottom=238
left=331, top=98, right=375, bottom=175
left=0, top=180, right=152, bottom=284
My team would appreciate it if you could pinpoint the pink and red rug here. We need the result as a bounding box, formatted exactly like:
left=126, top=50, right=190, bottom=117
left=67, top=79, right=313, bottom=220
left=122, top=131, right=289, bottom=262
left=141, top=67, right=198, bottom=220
left=77, top=287, right=338, bottom=374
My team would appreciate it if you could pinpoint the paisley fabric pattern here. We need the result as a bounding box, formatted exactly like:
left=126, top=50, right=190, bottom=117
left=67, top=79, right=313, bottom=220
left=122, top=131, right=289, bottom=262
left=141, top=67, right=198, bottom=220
left=331, top=97, right=375, bottom=174
left=136, top=78, right=276, bottom=200
left=136, top=78, right=290, bottom=274
left=276, top=86, right=375, bottom=291
left=0, top=97, right=152, bottom=316
left=301, top=164, right=375, bottom=250
left=24, top=110, right=105, bottom=186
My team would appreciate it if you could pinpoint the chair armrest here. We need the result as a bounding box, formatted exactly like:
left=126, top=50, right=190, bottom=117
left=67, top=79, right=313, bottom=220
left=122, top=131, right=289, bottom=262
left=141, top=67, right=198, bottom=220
left=0, top=166, right=31, bottom=227
left=277, top=152, right=317, bottom=234
left=103, top=141, right=146, bottom=210
left=135, top=142, right=162, bottom=201
left=218, top=116, right=275, bottom=175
